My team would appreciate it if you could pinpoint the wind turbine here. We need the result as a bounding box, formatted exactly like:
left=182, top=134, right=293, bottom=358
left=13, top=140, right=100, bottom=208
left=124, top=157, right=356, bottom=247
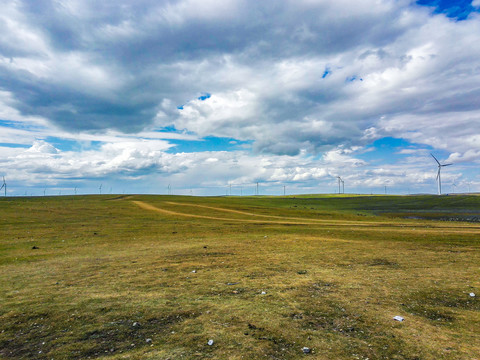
left=431, top=154, right=452, bottom=195
left=336, top=176, right=344, bottom=194
left=0, top=177, right=6, bottom=197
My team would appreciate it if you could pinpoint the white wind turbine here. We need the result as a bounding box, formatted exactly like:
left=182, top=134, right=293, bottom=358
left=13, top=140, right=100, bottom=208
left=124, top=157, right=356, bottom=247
left=336, top=176, right=342, bottom=194
left=0, top=177, right=6, bottom=197
left=431, top=154, right=452, bottom=195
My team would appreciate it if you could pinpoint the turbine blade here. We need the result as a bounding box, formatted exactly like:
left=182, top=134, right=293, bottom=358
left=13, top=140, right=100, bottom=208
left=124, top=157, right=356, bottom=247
left=431, top=153, right=441, bottom=165
left=442, top=163, right=453, bottom=167
left=0, top=184, right=4, bottom=190
left=436, top=168, right=440, bottom=180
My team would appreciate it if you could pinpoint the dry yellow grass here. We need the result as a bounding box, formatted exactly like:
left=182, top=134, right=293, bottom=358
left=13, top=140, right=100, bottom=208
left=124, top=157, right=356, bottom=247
left=0, top=194, right=479, bottom=359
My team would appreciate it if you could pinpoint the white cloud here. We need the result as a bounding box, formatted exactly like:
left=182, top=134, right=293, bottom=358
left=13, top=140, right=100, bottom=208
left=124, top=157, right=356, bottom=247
left=176, top=90, right=259, bottom=137
left=446, top=150, right=480, bottom=164
left=1, top=0, right=479, bottom=193
left=157, top=0, right=241, bottom=25
left=0, top=1, right=50, bottom=55
left=25, top=140, right=59, bottom=154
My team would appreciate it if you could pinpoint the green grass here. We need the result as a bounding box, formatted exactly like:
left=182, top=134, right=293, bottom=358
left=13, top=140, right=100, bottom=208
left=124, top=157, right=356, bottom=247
left=0, top=194, right=479, bottom=359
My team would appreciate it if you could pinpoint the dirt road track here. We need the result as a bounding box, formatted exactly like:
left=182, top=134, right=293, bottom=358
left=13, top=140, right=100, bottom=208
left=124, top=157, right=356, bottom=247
left=132, top=200, right=480, bottom=234
left=132, top=200, right=323, bottom=224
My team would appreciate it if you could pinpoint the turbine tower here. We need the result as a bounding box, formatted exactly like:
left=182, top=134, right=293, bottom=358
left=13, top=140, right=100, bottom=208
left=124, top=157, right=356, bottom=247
left=336, top=176, right=344, bottom=194
left=0, top=177, right=6, bottom=197
left=431, top=154, right=452, bottom=195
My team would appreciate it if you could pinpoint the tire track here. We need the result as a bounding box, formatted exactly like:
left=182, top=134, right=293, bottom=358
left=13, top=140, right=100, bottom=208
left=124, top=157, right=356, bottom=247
left=163, top=201, right=388, bottom=226
left=132, top=200, right=321, bottom=224
left=132, top=200, right=480, bottom=234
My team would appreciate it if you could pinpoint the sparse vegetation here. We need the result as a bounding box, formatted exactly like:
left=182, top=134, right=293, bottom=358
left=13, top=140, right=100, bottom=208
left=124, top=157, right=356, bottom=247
left=0, top=194, right=479, bottom=359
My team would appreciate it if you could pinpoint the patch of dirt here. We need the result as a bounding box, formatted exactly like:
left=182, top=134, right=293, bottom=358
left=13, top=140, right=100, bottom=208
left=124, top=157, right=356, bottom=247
left=366, top=258, right=400, bottom=267
left=301, top=303, right=369, bottom=340
left=402, top=288, right=478, bottom=323
left=105, top=195, right=134, bottom=201
left=244, top=323, right=297, bottom=359
left=298, top=301, right=423, bottom=360
left=0, top=311, right=198, bottom=359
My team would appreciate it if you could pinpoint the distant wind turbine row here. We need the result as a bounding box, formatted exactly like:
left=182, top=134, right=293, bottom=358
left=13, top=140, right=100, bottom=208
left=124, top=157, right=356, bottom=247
left=0, top=154, right=460, bottom=197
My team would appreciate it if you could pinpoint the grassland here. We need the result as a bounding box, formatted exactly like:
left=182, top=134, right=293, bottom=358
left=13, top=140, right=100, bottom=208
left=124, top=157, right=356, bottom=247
left=0, top=194, right=479, bottom=359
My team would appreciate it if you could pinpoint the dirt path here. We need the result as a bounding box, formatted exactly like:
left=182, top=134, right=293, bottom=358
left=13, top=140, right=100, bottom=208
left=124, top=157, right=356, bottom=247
left=132, top=200, right=480, bottom=233
left=163, top=201, right=390, bottom=226
left=132, top=200, right=324, bottom=224
left=133, top=200, right=403, bottom=228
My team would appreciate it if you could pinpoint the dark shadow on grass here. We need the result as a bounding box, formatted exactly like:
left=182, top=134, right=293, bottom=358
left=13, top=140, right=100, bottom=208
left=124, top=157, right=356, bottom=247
left=0, top=310, right=198, bottom=359
left=402, top=288, right=478, bottom=324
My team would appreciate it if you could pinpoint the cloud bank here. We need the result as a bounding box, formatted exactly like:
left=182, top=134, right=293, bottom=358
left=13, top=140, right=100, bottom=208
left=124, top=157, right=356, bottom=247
left=0, top=0, right=479, bottom=194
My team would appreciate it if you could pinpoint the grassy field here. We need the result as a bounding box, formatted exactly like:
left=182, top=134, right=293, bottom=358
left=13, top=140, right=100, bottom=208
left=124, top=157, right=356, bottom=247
left=0, top=194, right=479, bottom=359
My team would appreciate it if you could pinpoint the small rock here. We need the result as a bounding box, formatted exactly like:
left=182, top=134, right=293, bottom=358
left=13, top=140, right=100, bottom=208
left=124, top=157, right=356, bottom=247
left=132, top=322, right=140, bottom=327
left=393, top=316, right=404, bottom=322
left=469, top=292, right=476, bottom=297
left=261, top=291, right=266, bottom=295
left=207, top=339, right=214, bottom=346
left=192, top=270, right=197, bottom=273
left=146, top=338, right=152, bottom=344
left=302, top=347, right=311, bottom=354
left=227, top=282, right=238, bottom=285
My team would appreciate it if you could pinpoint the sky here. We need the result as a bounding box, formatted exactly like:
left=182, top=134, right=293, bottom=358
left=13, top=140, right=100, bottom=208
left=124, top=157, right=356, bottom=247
left=1, top=0, right=480, bottom=196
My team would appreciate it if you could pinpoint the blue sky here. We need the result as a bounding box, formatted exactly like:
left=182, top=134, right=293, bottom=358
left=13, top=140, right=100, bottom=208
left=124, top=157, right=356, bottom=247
left=1, top=0, right=480, bottom=196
